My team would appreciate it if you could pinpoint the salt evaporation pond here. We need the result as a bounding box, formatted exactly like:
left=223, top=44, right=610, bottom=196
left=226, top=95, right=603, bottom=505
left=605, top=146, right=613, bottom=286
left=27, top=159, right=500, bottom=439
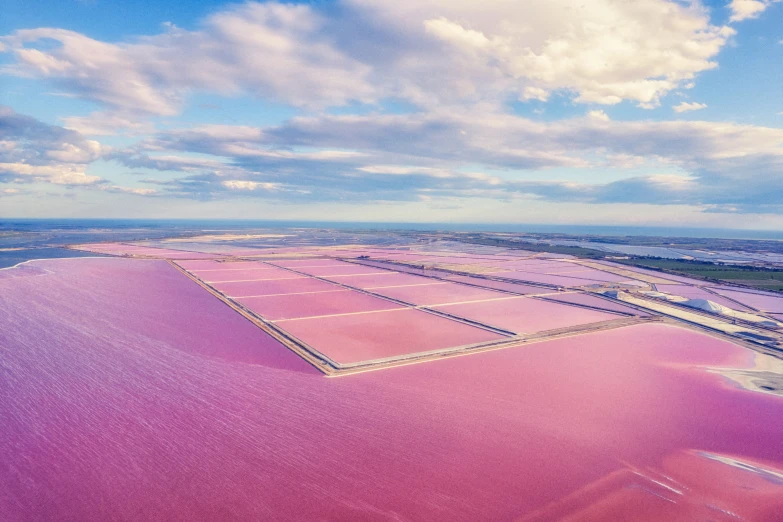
left=1, top=257, right=782, bottom=520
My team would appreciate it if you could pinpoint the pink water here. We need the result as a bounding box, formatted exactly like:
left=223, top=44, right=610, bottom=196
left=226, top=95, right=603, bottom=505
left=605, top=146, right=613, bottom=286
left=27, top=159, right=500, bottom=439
left=370, top=282, right=506, bottom=306
left=480, top=260, right=574, bottom=271
left=487, top=271, right=604, bottom=287
left=550, top=269, right=636, bottom=283
left=434, top=296, right=621, bottom=334
left=276, top=308, right=505, bottom=363
left=495, top=267, right=634, bottom=284
left=324, top=272, right=436, bottom=288
left=708, top=288, right=783, bottom=313
left=175, top=259, right=234, bottom=270
left=444, top=275, right=554, bottom=294
left=0, top=263, right=49, bottom=280
left=538, top=293, right=650, bottom=316
left=188, top=261, right=270, bottom=271
left=236, top=289, right=403, bottom=321
left=196, top=267, right=298, bottom=283
left=296, top=264, right=393, bottom=276
left=1, top=258, right=782, bottom=520
left=270, top=259, right=357, bottom=268
left=655, top=284, right=755, bottom=311
left=209, top=277, right=337, bottom=297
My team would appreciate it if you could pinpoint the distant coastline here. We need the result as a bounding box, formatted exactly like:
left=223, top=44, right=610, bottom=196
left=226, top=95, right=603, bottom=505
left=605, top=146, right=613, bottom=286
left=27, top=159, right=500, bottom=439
left=2, top=218, right=782, bottom=241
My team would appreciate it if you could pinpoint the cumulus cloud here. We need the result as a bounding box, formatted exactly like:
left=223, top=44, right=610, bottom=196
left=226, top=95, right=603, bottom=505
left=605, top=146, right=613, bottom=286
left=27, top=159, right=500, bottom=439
left=0, top=4, right=375, bottom=116
left=587, top=110, right=610, bottom=121
left=413, top=0, right=734, bottom=107
left=673, top=101, right=708, bottom=113
left=728, top=0, right=781, bottom=22
left=0, top=105, right=104, bottom=186
left=0, top=0, right=737, bottom=116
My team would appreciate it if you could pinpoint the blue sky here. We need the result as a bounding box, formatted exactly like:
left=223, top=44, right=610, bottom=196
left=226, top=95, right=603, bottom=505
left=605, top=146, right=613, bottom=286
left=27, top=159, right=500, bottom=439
left=0, top=0, right=781, bottom=227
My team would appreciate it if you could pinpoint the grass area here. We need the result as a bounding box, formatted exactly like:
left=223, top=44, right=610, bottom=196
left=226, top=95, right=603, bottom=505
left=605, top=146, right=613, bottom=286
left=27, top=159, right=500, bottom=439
left=612, top=258, right=783, bottom=292
left=451, top=235, right=783, bottom=293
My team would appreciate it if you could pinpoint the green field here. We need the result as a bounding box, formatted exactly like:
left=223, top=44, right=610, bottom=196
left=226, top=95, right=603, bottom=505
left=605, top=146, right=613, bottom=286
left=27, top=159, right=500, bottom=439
left=450, top=235, right=783, bottom=292
left=612, top=258, right=783, bottom=292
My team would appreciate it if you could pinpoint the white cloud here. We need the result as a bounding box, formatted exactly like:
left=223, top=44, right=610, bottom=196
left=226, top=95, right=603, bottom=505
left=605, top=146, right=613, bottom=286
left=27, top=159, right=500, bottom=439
left=363, top=0, right=735, bottom=108
left=645, top=174, right=697, bottom=189
left=728, top=0, right=781, bottom=22
left=1, top=4, right=375, bottom=116
left=673, top=101, right=708, bottom=113
left=0, top=0, right=737, bottom=115
left=0, top=105, right=105, bottom=186
left=587, top=110, right=610, bottom=121
left=1, top=1, right=778, bottom=215
left=0, top=163, right=101, bottom=185
left=108, top=109, right=783, bottom=211
left=63, top=111, right=155, bottom=136
left=221, top=180, right=282, bottom=191
left=102, top=186, right=159, bottom=196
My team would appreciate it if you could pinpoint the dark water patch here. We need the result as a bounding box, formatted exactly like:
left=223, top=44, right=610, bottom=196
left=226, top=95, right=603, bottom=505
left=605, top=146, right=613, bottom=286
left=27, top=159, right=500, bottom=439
left=0, top=248, right=108, bottom=269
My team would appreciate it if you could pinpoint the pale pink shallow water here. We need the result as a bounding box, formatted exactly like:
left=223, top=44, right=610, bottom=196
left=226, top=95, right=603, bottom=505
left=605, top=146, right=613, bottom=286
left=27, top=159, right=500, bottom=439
left=175, top=259, right=234, bottom=270
left=187, top=261, right=271, bottom=272
left=209, top=277, right=341, bottom=297
left=480, top=260, right=579, bottom=271
left=508, top=269, right=633, bottom=284
left=1, top=258, right=782, bottom=521
left=369, top=282, right=507, bottom=305
left=210, top=277, right=316, bottom=296
left=708, top=288, right=783, bottom=313
left=547, top=269, right=636, bottom=284
left=199, top=267, right=302, bottom=282
left=195, top=267, right=299, bottom=283
left=0, top=263, right=49, bottom=280
left=434, top=296, right=622, bottom=334
left=324, top=272, right=437, bottom=288
left=276, top=308, right=505, bottom=363
left=296, top=264, right=393, bottom=277
left=270, top=259, right=352, bottom=268
left=443, top=275, right=554, bottom=295
left=487, top=271, right=606, bottom=287
left=655, top=284, right=755, bottom=311
left=236, top=289, right=403, bottom=320
left=537, top=293, right=650, bottom=316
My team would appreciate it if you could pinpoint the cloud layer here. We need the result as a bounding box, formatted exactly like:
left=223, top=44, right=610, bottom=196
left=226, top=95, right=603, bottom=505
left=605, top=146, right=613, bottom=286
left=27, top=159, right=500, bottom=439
left=0, top=105, right=102, bottom=185
left=0, top=1, right=780, bottom=220
left=1, top=0, right=736, bottom=119
left=106, top=110, right=783, bottom=212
